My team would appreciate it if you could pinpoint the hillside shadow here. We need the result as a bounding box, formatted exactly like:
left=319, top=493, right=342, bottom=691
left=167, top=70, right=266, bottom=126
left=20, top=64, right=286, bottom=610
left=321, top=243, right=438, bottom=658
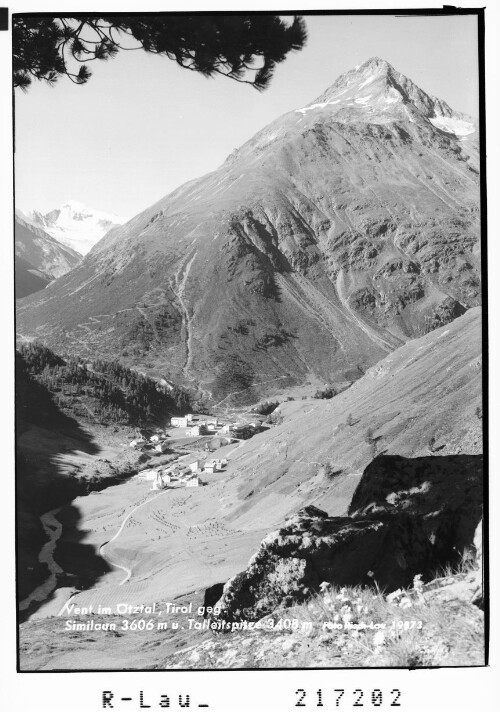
left=18, top=501, right=113, bottom=624
left=16, top=359, right=120, bottom=619
left=348, top=453, right=483, bottom=561
left=54, top=503, right=112, bottom=590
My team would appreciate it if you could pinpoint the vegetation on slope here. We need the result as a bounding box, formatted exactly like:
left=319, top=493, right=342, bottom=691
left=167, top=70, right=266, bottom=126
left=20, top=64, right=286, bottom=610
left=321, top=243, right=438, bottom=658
left=160, top=571, right=483, bottom=669
left=18, top=564, right=484, bottom=670
left=17, top=342, right=192, bottom=427
left=16, top=342, right=193, bottom=603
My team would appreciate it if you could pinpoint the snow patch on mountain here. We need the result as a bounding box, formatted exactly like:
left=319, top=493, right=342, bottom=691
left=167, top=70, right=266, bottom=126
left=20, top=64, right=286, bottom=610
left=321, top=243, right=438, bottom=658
left=296, top=99, right=340, bottom=114
left=359, top=75, right=375, bottom=89
left=355, top=95, right=372, bottom=105
left=429, top=116, right=475, bottom=136
left=26, top=201, right=127, bottom=255
left=384, top=87, right=400, bottom=104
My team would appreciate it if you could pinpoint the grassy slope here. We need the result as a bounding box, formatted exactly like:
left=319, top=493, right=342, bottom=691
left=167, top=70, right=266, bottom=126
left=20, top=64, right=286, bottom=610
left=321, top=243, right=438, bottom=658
left=225, top=306, right=482, bottom=525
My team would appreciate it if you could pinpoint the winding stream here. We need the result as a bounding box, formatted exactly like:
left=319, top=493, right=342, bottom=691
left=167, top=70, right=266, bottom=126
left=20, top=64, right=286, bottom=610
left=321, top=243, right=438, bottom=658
left=19, top=508, right=64, bottom=612
left=19, top=448, right=231, bottom=617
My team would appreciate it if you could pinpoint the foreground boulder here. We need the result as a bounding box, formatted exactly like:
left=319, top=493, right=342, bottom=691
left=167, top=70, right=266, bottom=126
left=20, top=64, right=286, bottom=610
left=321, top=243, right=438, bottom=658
left=211, top=455, right=483, bottom=625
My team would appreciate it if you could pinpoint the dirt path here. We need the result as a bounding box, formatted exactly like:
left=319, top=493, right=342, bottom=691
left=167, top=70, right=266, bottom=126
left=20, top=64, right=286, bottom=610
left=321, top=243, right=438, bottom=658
left=99, top=489, right=170, bottom=586
left=52, top=487, right=170, bottom=617
left=210, top=375, right=291, bottom=410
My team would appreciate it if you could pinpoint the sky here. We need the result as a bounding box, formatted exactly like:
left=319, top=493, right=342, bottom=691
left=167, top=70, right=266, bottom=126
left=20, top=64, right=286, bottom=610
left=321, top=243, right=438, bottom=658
left=14, top=13, right=480, bottom=219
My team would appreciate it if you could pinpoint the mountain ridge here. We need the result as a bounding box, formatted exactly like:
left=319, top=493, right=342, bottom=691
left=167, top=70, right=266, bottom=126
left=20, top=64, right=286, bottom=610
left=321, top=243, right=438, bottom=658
left=302, top=57, right=474, bottom=122
left=15, top=214, right=82, bottom=298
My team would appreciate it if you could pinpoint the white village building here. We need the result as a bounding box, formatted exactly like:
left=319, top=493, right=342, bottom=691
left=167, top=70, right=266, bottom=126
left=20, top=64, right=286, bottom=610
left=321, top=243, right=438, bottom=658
left=186, top=424, right=208, bottom=437
left=137, top=468, right=159, bottom=482
left=171, top=416, right=188, bottom=428
left=152, top=471, right=171, bottom=490
left=171, top=413, right=196, bottom=428
left=204, top=458, right=227, bottom=473
left=154, top=441, right=170, bottom=453
left=129, top=438, right=146, bottom=448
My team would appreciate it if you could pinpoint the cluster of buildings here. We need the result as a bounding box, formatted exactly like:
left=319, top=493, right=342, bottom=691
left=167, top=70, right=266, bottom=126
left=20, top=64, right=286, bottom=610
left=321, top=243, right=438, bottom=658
left=170, top=414, right=263, bottom=440
left=152, top=469, right=200, bottom=490
left=128, top=413, right=265, bottom=457
left=129, top=430, right=169, bottom=452
left=171, top=413, right=220, bottom=437
left=136, top=457, right=228, bottom=491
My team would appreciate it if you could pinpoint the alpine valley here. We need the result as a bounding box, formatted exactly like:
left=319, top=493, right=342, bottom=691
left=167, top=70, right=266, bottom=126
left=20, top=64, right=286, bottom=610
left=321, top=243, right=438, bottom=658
left=16, top=57, right=484, bottom=671
left=16, top=58, right=480, bottom=405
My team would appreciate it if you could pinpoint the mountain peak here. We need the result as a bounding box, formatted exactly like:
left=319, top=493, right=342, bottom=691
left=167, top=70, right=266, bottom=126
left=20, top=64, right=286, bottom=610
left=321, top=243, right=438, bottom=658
left=329, top=56, right=397, bottom=93
left=295, top=57, right=473, bottom=132
left=23, top=201, right=127, bottom=255
left=357, top=56, right=393, bottom=73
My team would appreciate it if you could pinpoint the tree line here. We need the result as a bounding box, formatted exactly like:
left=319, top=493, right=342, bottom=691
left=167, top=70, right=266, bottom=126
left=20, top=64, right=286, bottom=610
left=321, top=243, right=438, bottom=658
left=17, top=342, right=192, bottom=426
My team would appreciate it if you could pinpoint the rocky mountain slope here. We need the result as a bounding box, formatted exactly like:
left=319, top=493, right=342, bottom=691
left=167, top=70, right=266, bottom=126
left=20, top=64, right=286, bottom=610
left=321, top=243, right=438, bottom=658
left=215, top=306, right=482, bottom=526
left=16, top=58, right=480, bottom=403
left=15, top=255, right=52, bottom=299
left=20, top=200, right=126, bottom=256
left=160, top=561, right=484, bottom=669
left=15, top=214, right=81, bottom=297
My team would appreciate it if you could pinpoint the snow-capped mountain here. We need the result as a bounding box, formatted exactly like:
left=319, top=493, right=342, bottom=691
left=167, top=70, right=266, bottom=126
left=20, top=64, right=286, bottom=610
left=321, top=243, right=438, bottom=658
left=295, top=57, right=477, bottom=137
left=24, top=200, right=127, bottom=255
left=17, top=58, right=480, bottom=403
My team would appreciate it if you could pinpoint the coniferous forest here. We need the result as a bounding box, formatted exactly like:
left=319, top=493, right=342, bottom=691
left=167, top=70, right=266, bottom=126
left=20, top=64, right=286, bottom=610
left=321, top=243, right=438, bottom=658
left=17, top=342, right=192, bottom=427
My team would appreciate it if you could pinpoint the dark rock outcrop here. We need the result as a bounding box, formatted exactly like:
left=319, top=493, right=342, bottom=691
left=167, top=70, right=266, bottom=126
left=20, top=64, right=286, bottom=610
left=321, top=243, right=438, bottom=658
left=210, top=455, right=483, bottom=625
left=349, top=454, right=483, bottom=564
left=203, top=583, right=225, bottom=617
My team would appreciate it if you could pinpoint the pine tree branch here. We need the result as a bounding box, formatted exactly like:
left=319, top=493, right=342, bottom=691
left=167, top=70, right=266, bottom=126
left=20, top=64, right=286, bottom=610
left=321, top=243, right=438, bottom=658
left=14, top=15, right=307, bottom=91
